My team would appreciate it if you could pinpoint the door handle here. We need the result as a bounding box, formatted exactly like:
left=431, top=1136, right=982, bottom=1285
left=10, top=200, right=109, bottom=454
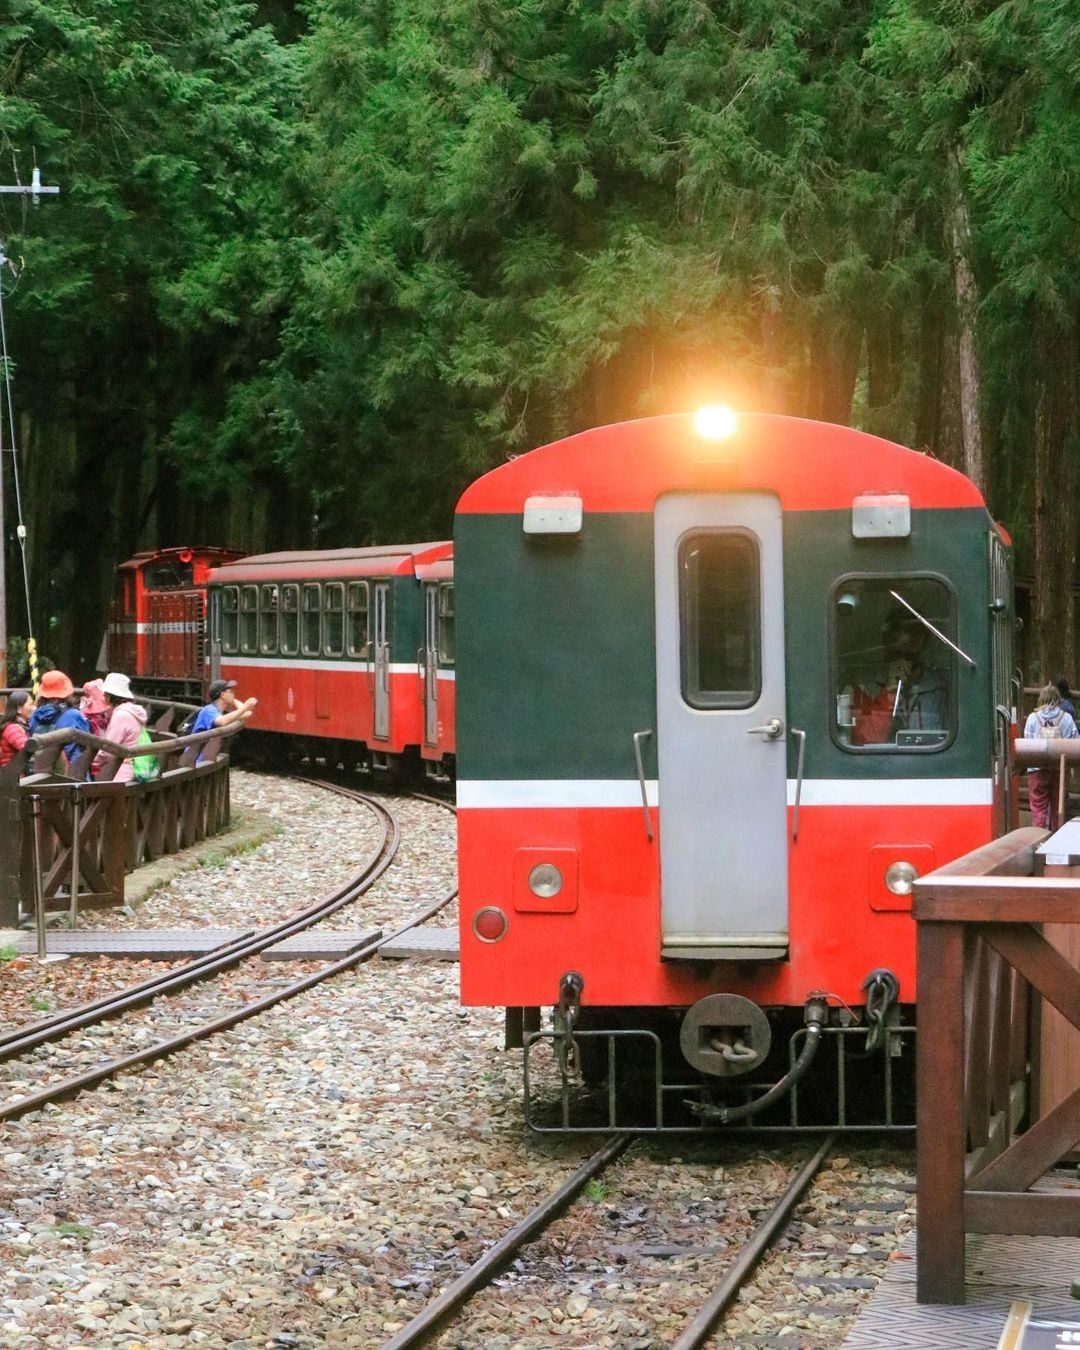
left=747, top=718, right=784, bottom=739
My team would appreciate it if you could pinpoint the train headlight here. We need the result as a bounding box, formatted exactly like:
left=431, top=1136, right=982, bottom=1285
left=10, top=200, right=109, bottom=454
left=694, top=405, right=737, bottom=440
left=884, top=861, right=919, bottom=896
left=528, top=863, right=563, bottom=899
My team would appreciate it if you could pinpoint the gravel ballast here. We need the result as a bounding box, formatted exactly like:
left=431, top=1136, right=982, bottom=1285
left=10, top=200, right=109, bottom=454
left=1, top=771, right=915, bottom=1347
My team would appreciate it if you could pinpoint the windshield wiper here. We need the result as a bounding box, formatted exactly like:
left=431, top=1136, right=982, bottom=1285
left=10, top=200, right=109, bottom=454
left=888, top=590, right=977, bottom=669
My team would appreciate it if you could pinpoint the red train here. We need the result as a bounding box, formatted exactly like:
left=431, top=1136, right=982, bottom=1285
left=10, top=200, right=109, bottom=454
left=205, top=544, right=456, bottom=780
left=108, top=546, right=243, bottom=700
left=453, top=409, right=1018, bottom=1132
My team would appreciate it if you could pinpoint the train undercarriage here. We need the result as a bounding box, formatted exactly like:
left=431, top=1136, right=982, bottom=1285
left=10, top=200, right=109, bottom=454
left=510, top=975, right=915, bottom=1134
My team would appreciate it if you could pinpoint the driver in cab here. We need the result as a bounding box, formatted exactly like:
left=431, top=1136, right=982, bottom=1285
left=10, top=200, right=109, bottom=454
left=852, top=608, right=948, bottom=746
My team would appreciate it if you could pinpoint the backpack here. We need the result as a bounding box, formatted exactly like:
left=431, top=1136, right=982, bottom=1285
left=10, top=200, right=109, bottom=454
left=1037, top=711, right=1063, bottom=740
left=132, top=728, right=161, bottom=782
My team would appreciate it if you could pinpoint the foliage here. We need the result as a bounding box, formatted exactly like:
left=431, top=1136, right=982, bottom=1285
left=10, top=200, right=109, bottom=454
left=0, top=0, right=1077, bottom=669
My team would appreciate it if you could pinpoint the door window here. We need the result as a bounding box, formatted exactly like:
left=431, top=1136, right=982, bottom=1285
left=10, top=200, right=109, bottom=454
left=679, top=531, right=760, bottom=709
left=221, top=587, right=239, bottom=653
left=833, top=576, right=955, bottom=750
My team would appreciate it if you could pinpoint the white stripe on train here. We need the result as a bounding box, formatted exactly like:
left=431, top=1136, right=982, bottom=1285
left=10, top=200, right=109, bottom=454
left=456, top=778, right=994, bottom=809
left=218, top=655, right=455, bottom=678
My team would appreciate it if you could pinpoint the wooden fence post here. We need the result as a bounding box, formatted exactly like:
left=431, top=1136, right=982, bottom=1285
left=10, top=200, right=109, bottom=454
left=916, top=917, right=967, bottom=1303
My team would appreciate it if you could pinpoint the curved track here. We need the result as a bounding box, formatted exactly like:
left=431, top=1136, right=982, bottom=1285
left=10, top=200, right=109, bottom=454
left=0, top=780, right=456, bottom=1122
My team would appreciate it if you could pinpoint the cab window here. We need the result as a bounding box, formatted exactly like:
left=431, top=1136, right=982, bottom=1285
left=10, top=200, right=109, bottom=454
left=833, top=576, right=955, bottom=751
left=437, top=584, right=455, bottom=665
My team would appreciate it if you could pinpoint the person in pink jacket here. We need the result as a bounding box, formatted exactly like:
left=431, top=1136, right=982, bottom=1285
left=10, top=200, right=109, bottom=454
left=92, top=672, right=148, bottom=783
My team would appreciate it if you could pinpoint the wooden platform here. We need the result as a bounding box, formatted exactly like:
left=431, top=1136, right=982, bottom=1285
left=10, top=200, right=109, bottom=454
left=843, top=1228, right=1080, bottom=1348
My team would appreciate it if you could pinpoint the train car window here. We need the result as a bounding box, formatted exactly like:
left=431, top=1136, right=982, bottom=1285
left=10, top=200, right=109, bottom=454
left=438, top=584, right=455, bottom=665
left=679, top=532, right=760, bottom=709
left=280, top=584, right=300, bottom=655
left=221, top=587, right=240, bottom=654
left=346, top=582, right=369, bottom=656
left=144, top=562, right=194, bottom=590
left=301, top=584, right=321, bottom=656
left=240, top=586, right=259, bottom=654
left=833, top=576, right=955, bottom=751
left=259, top=585, right=279, bottom=654
left=324, top=583, right=345, bottom=656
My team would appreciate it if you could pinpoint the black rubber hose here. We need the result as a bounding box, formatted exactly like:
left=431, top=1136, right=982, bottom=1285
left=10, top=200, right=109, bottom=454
left=697, top=1017, right=825, bottom=1125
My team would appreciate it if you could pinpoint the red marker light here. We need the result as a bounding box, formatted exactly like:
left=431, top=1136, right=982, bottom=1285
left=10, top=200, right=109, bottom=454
left=473, top=907, right=508, bottom=943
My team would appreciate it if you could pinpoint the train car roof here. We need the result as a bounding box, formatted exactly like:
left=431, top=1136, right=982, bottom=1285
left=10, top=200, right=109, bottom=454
left=117, top=546, right=241, bottom=571
left=208, top=542, right=452, bottom=583
left=456, top=413, right=987, bottom=515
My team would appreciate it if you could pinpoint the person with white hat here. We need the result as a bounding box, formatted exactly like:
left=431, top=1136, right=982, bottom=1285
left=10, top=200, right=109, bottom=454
left=92, top=672, right=149, bottom=783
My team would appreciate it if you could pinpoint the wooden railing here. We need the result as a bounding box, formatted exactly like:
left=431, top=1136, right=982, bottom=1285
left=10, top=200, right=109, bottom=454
left=914, top=826, right=1080, bottom=1303
left=0, top=705, right=242, bottom=927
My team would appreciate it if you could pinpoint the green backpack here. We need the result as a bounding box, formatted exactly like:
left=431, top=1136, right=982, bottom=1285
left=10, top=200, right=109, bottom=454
left=132, top=728, right=161, bottom=782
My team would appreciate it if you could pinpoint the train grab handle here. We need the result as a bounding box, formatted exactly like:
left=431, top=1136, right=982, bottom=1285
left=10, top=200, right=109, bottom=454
left=790, top=728, right=806, bottom=842
left=632, top=729, right=654, bottom=843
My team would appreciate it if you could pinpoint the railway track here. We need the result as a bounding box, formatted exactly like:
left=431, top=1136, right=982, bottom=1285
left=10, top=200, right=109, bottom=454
left=380, top=1133, right=839, bottom=1349
left=0, top=780, right=456, bottom=1122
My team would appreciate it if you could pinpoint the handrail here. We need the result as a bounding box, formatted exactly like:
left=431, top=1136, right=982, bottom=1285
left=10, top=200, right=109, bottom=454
left=27, top=720, right=241, bottom=765
left=913, top=828, right=1080, bottom=1305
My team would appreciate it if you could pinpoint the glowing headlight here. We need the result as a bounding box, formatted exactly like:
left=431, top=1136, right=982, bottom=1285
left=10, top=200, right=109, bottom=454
left=528, top=863, right=563, bottom=898
left=885, top=861, right=919, bottom=896
left=694, top=405, right=738, bottom=440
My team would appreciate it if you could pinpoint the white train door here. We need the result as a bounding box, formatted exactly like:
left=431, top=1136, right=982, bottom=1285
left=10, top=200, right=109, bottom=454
left=655, top=493, right=789, bottom=960
left=373, top=582, right=390, bottom=740
left=423, top=583, right=439, bottom=747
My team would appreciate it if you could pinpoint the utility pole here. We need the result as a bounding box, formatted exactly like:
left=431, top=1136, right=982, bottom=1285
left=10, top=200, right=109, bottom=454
left=0, top=167, right=60, bottom=688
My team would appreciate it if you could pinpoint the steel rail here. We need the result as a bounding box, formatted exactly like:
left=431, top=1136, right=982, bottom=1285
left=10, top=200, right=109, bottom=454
left=0, top=779, right=394, bottom=1059
left=380, top=1134, right=632, bottom=1350
left=0, top=847, right=462, bottom=1123
left=670, top=1131, right=837, bottom=1350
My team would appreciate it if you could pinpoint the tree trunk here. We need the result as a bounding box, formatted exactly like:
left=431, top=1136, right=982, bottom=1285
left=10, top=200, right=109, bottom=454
left=806, top=318, right=861, bottom=425
left=1033, top=310, right=1079, bottom=684
left=947, top=146, right=986, bottom=493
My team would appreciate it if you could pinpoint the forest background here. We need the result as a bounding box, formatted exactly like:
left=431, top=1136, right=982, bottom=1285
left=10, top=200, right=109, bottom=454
left=0, top=0, right=1077, bottom=681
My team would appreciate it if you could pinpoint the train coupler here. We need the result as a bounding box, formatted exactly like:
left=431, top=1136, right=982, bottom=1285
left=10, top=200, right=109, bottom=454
left=861, top=969, right=901, bottom=1055
left=688, top=993, right=827, bottom=1125
left=553, top=971, right=585, bottom=1082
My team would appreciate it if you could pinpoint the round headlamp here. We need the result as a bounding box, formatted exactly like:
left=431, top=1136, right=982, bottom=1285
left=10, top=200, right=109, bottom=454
left=885, top=861, right=919, bottom=896
left=528, top=863, right=563, bottom=899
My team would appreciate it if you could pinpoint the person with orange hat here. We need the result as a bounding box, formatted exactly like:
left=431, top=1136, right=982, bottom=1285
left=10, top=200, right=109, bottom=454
left=28, top=669, right=92, bottom=768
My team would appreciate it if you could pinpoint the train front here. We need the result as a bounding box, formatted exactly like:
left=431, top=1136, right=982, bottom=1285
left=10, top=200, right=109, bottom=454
left=455, top=410, right=1013, bottom=1132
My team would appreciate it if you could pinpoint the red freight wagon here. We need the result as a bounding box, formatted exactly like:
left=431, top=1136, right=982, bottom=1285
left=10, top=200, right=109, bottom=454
left=206, top=543, right=454, bottom=779
left=109, top=547, right=243, bottom=699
